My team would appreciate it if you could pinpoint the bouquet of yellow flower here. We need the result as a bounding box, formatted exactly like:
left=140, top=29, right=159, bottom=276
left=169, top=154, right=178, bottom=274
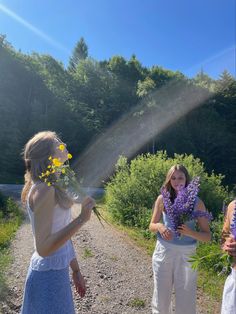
left=39, top=144, right=107, bottom=227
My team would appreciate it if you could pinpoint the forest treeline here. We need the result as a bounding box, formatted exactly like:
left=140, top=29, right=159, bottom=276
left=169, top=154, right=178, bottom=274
left=0, top=36, right=235, bottom=188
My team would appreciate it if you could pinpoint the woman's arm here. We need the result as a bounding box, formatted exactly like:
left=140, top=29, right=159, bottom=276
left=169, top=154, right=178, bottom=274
left=178, top=198, right=211, bottom=242
left=33, top=184, right=95, bottom=257
left=70, top=257, right=80, bottom=272
left=149, top=195, right=173, bottom=240
left=70, top=257, right=87, bottom=297
left=222, top=201, right=236, bottom=257
left=221, top=203, right=231, bottom=246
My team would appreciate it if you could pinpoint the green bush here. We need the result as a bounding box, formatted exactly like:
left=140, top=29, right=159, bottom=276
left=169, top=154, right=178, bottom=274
left=0, top=191, right=21, bottom=218
left=190, top=212, right=232, bottom=277
left=210, top=214, right=224, bottom=244
left=0, top=217, right=22, bottom=248
left=0, top=191, right=7, bottom=212
left=0, top=192, right=23, bottom=249
left=0, top=192, right=23, bottom=303
left=105, top=151, right=230, bottom=230
left=193, top=242, right=223, bottom=271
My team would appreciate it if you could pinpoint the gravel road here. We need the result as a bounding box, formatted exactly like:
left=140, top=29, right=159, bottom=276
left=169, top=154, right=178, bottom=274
left=0, top=186, right=221, bottom=314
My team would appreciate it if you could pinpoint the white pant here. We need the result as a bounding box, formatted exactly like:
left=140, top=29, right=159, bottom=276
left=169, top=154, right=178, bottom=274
left=152, top=240, right=197, bottom=314
left=221, top=268, right=236, bottom=314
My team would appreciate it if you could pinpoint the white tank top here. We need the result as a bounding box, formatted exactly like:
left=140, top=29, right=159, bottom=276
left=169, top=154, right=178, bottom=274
left=26, top=184, right=76, bottom=271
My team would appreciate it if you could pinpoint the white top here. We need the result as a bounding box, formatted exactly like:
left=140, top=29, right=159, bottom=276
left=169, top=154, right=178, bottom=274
left=27, top=184, right=76, bottom=271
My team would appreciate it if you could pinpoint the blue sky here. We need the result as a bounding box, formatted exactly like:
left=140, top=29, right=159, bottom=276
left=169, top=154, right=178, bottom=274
left=0, top=0, right=235, bottom=79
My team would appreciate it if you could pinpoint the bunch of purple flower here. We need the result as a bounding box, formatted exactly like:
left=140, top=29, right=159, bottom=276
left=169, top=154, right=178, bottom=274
left=161, top=177, right=212, bottom=237
left=230, top=201, right=236, bottom=240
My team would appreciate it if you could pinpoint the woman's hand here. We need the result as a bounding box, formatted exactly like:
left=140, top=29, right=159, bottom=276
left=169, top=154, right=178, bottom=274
left=80, top=197, right=96, bottom=223
left=177, top=224, right=193, bottom=237
left=159, top=225, right=173, bottom=241
left=72, top=271, right=86, bottom=297
left=223, top=236, right=236, bottom=257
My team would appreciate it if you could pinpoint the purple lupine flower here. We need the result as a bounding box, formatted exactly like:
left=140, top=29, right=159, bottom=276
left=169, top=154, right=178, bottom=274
left=230, top=201, right=236, bottom=240
left=161, top=177, right=212, bottom=237
left=161, top=187, right=177, bottom=233
left=191, top=210, right=213, bottom=221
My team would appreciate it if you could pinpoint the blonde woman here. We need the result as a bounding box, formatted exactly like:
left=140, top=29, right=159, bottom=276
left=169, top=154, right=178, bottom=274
left=149, top=165, right=211, bottom=314
left=21, top=131, right=95, bottom=314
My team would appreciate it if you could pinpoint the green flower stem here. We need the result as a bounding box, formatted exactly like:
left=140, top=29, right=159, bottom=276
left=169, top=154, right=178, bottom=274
left=92, top=206, right=110, bottom=228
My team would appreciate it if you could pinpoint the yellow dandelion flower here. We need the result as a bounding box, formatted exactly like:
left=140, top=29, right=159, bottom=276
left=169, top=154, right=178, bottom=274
left=47, top=182, right=51, bottom=186
left=52, top=158, right=63, bottom=167
left=58, top=144, right=65, bottom=151
left=67, top=153, right=72, bottom=159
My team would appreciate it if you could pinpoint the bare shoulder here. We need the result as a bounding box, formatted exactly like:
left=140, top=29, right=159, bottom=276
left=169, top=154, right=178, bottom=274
left=33, top=183, right=55, bottom=197
left=32, top=183, right=55, bottom=209
left=155, top=194, right=163, bottom=205
left=154, top=194, right=164, bottom=211
left=227, top=200, right=236, bottom=211
left=195, top=197, right=206, bottom=211
left=226, top=200, right=236, bottom=218
left=156, top=194, right=163, bottom=202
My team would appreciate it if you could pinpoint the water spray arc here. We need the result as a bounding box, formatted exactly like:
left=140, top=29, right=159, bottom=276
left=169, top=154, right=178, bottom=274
left=74, top=80, right=210, bottom=188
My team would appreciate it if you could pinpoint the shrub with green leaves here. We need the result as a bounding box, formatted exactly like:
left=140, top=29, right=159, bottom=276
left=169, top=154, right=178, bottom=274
left=105, top=151, right=230, bottom=230
left=0, top=192, right=23, bottom=303
left=0, top=192, right=7, bottom=214
left=0, top=192, right=23, bottom=248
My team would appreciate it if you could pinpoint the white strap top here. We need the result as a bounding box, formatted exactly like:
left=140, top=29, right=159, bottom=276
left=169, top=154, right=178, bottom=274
left=27, top=184, right=76, bottom=271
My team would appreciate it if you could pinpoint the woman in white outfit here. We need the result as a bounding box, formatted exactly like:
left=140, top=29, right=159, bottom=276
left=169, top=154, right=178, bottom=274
left=149, top=164, right=211, bottom=314
left=21, top=131, right=96, bottom=314
left=221, top=200, right=236, bottom=314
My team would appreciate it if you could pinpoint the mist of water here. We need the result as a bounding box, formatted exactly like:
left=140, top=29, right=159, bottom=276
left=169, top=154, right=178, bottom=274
left=74, top=80, right=210, bottom=187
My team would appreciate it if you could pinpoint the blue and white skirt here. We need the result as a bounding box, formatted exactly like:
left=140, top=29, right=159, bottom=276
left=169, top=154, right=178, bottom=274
left=21, top=267, right=75, bottom=314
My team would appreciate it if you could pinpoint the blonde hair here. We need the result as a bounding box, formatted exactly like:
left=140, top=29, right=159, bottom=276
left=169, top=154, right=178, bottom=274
left=21, top=131, right=73, bottom=209
left=163, top=164, right=190, bottom=202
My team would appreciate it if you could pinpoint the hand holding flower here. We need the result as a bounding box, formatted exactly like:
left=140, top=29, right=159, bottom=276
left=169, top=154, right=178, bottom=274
left=80, top=197, right=96, bottom=223
left=159, top=225, right=173, bottom=241
left=223, top=236, right=236, bottom=258
left=177, top=224, right=193, bottom=237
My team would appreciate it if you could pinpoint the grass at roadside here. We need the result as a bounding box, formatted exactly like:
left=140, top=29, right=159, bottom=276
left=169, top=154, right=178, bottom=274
left=197, top=268, right=225, bottom=299
left=0, top=193, right=23, bottom=299
left=0, top=249, right=12, bottom=300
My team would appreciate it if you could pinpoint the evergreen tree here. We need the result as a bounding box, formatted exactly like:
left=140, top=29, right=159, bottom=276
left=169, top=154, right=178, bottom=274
left=68, top=37, right=88, bottom=72
left=194, top=68, right=215, bottom=91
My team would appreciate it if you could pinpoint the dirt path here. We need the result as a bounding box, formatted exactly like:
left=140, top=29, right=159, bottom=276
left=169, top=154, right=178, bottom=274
left=0, top=204, right=221, bottom=314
